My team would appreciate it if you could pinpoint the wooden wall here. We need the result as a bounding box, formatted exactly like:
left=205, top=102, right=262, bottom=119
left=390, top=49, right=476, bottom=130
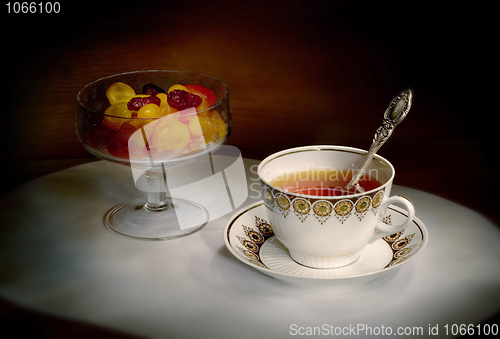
left=1, top=1, right=494, bottom=222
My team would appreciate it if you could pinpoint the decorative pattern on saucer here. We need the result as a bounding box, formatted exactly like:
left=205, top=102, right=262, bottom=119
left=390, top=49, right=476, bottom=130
left=381, top=216, right=417, bottom=267
left=228, top=203, right=424, bottom=271
left=234, top=216, right=274, bottom=268
left=256, top=216, right=274, bottom=236
left=225, top=202, right=428, bottom=290
left=261, top=179, right=386, bottom=225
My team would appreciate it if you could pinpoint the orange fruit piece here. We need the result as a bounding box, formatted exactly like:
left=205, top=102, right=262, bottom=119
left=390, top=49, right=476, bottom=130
left=184, top=84, right=217, bottom=107
left=195, top=98, right=212, bottom=112
left=204, top=111, right=227, bottom=145
left=188, top=115, right=213, bottom=136
left=105, top=82, right=135, bottom=105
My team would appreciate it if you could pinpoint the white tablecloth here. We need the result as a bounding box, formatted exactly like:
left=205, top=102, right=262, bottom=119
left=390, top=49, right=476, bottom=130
left=0, top=159, right=499, bottom=338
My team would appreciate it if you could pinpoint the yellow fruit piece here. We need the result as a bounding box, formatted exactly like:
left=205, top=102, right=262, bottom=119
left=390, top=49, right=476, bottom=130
left=156, top=92, right=178, bottom=115
left=152, top=120, right=190, bottom=151
left=156, top=93, right=168, bottom=108
left=204, top=111, right=227, bottom=144
left=104, top=102, right=133, bottom=129
left=105, top=82, right=135, bottom=105
left=126, top=117, right=149, bottom=130
left=125, top=118, right=146, bottom=128
left=137, top=103, right=163, bottom=119
left=189, top=115, right=213, bottom=136
left=133, top=104, right=164, bottom=128
left=168, top=84, right=188, bottom=93
left=164, top=111, right=181, bottom=122
left=161, top=105, right=177, bottom=116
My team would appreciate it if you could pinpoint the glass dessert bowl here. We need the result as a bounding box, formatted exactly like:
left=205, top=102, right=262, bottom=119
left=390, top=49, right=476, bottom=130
left=76, top=70, right=231, bottom=240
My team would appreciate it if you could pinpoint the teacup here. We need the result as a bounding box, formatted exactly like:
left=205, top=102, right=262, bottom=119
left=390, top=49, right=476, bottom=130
left=258, top=145, right=415, bottom=269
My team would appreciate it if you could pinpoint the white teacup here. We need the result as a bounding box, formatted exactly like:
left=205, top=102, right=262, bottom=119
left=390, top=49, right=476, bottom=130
left=258, top=145, right=415, bottom=269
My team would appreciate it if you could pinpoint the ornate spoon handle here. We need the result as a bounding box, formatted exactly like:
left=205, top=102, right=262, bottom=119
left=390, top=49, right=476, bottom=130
left=346, top=89, right=413, bottom=192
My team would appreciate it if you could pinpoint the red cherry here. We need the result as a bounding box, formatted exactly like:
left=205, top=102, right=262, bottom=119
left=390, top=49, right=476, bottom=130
left=127, top=96, right=161, bottom=111
left=143, top=83, right=166, bottom=96
left=167, top=90, right=202, bottom=110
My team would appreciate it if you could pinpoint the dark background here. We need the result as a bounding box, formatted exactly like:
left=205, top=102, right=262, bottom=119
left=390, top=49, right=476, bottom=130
left=0, top=0, right=496, bottom=337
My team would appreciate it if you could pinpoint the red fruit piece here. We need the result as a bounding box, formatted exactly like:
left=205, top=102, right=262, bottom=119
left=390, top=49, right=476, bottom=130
left=143, top=83, right=166, bottom=96
left=127, top=96, right=161, bottom=111
left=108, top=137, right=129, bottom=159
left=167, top=89, right=202, bottom=110
left=116, top=121, right=139, bottom=142
left=184, top=84, right=217, bottom=107
left=107, top=121, right=143, bottom=159
left=86, top=123, right=115, bottom=149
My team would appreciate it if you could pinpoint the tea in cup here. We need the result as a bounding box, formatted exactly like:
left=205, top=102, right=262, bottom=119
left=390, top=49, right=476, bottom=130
left=258, top=145, right=415, bottom=269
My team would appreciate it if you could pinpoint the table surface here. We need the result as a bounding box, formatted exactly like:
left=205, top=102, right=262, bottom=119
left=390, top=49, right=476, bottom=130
left=0, top=159, right=499, bottom=339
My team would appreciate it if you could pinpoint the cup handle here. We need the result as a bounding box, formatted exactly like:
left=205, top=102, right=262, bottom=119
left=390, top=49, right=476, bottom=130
left=368, top=195, right=415, bottom=244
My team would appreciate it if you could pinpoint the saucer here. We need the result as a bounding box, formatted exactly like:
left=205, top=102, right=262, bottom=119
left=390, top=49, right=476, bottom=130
left=223, top=201, right=428, bottom=290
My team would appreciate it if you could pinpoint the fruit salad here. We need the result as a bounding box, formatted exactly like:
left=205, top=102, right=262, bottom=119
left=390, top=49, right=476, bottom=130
left=83, top=81, right=228, bottom=161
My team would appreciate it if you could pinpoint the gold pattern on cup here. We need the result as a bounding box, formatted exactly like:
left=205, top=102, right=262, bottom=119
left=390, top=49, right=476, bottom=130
left=354, top=196, right=371, bottom=221
left=371, top=191, right=384, bottom=215
left=334, top=200, right=354, bottom=224
left=312, top=200, right=333, bottom=224
left=292, top=198, right=311, bottom=222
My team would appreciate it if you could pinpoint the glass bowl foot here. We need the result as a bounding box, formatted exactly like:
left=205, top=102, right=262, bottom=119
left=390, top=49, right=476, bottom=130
left=105, top=198, right=209, bottom=240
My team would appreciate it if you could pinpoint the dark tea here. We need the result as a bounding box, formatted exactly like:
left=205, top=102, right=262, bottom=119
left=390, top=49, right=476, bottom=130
left=269, top=168, right=382, bottom=196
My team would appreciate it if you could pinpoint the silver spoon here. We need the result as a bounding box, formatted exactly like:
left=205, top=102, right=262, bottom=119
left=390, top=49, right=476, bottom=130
left=345, top=89, right=413, bottom=193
